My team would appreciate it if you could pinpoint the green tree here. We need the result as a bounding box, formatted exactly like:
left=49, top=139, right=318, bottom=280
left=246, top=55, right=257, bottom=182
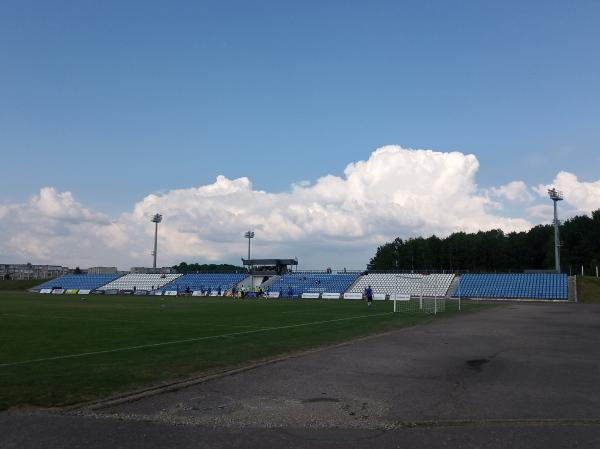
left=368, top=209, right=600, bottom=273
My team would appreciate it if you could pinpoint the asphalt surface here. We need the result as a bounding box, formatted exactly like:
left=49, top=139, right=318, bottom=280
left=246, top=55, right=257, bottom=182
left=2, top=302, right=600, bottom=448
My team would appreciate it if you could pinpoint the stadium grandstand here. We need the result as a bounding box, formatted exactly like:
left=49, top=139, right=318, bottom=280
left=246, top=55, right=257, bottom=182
left=349, top=273, right=454, bottom=297
left=268, top=271, right=360, bottom=296
left=28, top=268, right=571, bottom=301
left=160, top=273, right=247, bottom=293
left=451, top=273, right=568, bottom=300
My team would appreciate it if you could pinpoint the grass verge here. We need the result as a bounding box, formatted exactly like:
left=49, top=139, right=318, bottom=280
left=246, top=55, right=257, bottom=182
left=0, top=279, right=48, bottom=291
left=577, top=276, right=600, bottom=304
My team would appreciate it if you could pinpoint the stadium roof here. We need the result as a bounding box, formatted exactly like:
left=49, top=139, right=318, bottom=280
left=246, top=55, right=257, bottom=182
left=241, top=259, right=298, bottom=266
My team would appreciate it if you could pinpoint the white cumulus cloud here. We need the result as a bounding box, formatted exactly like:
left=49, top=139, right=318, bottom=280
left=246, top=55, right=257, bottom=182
left=536, top=171, right=600, bottom=215
left=491, top=181, right=534, bottom=203
left=0, top=188, right=113, bottom=265
left=0, top=145, right=547, bottom=269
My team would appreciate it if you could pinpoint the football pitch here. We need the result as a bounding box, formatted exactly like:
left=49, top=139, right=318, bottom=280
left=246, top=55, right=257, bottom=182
left=0, top=292, right=477, bottom=410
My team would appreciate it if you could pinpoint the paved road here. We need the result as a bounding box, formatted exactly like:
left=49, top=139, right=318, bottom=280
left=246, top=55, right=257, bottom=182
left=2, top=303, right=600, bottom=448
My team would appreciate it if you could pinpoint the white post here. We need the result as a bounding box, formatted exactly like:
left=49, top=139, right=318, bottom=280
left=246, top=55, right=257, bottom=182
left=582, top=265, right=584, bottom=277
left=596, top=266, right=598, bottom=278
left=393, top=297, right=397, bottom=313
left=434, top=294, right=437, bottom=315
left=419, top=276, right=423, bottom=311
left=457, top=275, right=461, bottom=311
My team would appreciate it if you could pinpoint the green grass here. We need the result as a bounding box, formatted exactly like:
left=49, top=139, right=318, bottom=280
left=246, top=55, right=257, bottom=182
left=0, top=279, right=47, bottom=291
left=0, top=292, right=484, bottom=410
left=577, top=276, right=600, bottom=304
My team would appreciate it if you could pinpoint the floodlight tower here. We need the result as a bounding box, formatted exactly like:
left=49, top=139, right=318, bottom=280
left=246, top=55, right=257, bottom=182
left=547, top=188, right=563, bottom=272
left=245, top=230, right=255, bottom=291
left=244, top=230, right=255, bottom=270
left=151, top=214, right=163, bottom=269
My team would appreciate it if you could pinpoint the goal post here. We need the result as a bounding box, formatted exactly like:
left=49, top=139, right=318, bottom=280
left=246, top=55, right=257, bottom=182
left=391, top=293, right=411, bottom=312
left=391, top=274, right=446, bottom=315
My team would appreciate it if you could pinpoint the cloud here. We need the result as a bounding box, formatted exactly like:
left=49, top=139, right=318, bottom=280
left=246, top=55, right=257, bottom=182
left=536, top=172, right=600, bottom=215
left=0, top=145, right=552, bottom=269
left=526, top=204, right=554, bottom=221
left=491, top=181, right=534, bottom=203
left=0, top=188, right=112, bottom=265
left=29, top=187, right=108, bottom=224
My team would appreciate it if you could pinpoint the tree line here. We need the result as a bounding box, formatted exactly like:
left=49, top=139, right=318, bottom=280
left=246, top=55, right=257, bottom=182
left=368, top=209, right=600, bottom=275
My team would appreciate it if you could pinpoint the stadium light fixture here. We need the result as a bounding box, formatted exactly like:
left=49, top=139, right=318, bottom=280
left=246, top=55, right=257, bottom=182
left=151, top=214, right=163, bottom=269
left=547, top=188, right=563, bottom=273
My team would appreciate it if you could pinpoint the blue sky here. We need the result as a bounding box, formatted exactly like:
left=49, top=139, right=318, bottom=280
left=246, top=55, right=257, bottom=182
left=2, top=0, right=599, bottom=209
left=1, top=1, right=599, bottom=268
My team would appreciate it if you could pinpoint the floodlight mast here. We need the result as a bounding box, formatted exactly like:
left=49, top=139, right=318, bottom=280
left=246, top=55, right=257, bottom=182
left=547, top=188, right=563, bottom=273
left=244, top=231, right=255, bottom=271
left=244, top=230, right=255, bottom=291
left=151, top=214, right=163, bottom=269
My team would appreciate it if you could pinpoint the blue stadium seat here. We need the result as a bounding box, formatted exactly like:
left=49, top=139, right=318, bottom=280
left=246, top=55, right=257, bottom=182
left=269, top=272, right=360, bottom=296
left=451, top=273, right=568, bottom=300
left=34, top=274, right=122, bottom=291
left=160, top=273, right=248, bottom=293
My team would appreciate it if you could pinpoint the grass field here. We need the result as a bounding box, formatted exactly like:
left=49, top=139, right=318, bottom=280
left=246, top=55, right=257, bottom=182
left=0, top=292, right=481, bottom=410
left=577, top=276, right=600, bottom=304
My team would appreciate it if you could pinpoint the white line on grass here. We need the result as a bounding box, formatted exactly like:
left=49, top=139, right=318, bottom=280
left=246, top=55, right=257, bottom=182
left=1, top=313, right=150, bottom=324
left=1, top=313, right=272, bottom=329
left=0, top=312, right=393, bottom=368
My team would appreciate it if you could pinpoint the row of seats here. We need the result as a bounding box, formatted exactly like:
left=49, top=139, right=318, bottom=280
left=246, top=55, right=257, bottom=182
left=32, top=272, right=569, bottom=300
left=452, top=273, right=568, bottom=300
left=98, top=274, right=182, bottom=291
left=160, top=273, right=248, bottom=293
left=34, top=274, right=122, bottom=291
left=269, top=272, right=360, bottom=295
left=350, top=273, right=454, bottom=297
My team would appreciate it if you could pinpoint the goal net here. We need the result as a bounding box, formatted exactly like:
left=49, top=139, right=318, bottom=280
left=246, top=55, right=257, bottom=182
left=391, top=294, right=445, bottom=314
left=390, top=273, right=447, bottom=315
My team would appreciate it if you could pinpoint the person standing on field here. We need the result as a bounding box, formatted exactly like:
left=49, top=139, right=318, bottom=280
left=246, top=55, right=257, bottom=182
left=365, top=285, right=373, bottom=307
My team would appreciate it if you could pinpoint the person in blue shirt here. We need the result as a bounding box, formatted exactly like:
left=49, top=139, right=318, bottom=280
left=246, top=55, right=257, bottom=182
left=365, top=286, right=373, bottom=307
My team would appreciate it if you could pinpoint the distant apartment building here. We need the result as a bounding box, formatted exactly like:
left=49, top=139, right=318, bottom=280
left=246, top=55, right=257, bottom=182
left=87, top=267, right=118, bottom=275
left=0, top=263, right=70, bottom=280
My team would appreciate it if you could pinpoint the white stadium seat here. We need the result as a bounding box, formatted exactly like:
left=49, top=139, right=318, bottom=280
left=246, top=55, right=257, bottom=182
left=98, top=273, right=183, bottom=291
left=350, top=273, right=454, bottom=298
